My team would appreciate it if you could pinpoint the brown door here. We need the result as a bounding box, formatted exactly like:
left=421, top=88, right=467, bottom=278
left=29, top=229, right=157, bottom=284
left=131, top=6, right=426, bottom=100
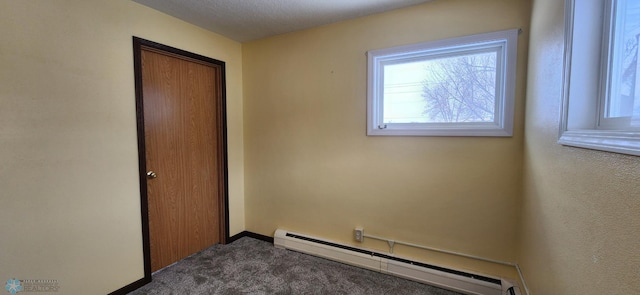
left=138, top=44, right=226, bottom=272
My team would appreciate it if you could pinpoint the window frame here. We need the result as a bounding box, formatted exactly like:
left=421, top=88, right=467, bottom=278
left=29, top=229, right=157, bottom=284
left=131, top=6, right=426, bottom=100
left=560, top=0, right=640, bottom=156
left=367, top=29, right=519, bottom=137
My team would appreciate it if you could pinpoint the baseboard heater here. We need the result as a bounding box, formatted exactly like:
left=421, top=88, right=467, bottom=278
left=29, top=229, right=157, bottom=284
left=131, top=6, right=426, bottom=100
left=274, top=229, right=519, bottom=295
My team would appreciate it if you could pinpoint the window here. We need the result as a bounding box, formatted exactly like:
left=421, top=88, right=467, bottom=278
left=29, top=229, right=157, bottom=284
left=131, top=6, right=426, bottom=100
left=367, top=29, right=519, bottom=136
left=561, top=0, right=640, bottom=156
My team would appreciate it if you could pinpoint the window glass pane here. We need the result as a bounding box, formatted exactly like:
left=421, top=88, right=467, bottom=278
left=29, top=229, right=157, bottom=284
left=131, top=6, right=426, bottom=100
left=383, top=51, right=498, bottom=124
left=607, top=0, right=640, bottom=119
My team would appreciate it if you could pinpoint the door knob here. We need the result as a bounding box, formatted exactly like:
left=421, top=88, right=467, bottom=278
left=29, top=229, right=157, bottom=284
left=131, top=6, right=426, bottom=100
left=146, top=171, right=157, bottom=179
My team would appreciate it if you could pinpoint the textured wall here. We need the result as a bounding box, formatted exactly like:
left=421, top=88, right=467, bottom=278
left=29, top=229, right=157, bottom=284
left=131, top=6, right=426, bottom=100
left=243, top=0, right=530, bottom=277
left=0, top=0, right=244, bottom=293
left=520, top=0, right=640, bottom=293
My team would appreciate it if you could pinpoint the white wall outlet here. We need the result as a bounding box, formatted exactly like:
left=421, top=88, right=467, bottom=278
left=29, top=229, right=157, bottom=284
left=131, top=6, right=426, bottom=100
left=354, top=227, right=364, bottom=242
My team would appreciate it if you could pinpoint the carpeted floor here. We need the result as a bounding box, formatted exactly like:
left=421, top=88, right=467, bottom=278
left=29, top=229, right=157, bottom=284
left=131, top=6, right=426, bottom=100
left=128, top=237, right=463, bottom=295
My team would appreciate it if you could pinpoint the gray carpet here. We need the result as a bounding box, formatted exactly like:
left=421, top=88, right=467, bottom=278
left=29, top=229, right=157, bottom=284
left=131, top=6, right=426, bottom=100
left=128, top=237, right=463, bottom=295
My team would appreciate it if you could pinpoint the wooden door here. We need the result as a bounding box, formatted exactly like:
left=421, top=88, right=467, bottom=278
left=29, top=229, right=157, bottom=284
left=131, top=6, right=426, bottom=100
left=138, top=44, right=226, bottom=272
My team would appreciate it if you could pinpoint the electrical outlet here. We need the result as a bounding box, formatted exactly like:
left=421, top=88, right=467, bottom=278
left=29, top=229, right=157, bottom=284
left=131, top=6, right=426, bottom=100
left=354, top=227, right=364, bottom=242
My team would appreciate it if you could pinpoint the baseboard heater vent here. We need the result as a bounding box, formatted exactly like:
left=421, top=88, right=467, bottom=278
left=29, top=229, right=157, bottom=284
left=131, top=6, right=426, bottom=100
left=274, top=229, right=519, bottom=295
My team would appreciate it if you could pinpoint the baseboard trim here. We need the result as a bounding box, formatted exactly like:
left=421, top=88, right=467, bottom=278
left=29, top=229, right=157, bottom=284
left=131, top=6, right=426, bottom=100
left=228, top=231, right=274, bottom=244
left=108, top=276, right=151, bottom=295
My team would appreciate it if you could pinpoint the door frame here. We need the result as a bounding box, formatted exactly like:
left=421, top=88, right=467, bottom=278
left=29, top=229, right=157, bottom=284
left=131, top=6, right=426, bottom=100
left=129, top=36, right=229, bottom=288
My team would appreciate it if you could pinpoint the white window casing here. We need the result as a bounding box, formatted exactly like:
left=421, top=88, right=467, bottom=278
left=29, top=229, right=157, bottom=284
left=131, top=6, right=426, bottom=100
left=560, top=0, right=640, bottom=156
left=367, top=29, right=519, bottom=137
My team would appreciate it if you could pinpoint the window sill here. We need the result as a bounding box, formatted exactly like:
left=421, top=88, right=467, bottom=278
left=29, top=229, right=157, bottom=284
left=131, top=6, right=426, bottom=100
left=368, top=123, right=512, bottom=137
left=558, top=130, right=640, bottom=156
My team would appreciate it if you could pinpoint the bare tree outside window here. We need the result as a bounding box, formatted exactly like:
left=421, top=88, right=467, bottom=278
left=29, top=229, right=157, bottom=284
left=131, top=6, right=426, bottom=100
left=633, top=31, right=640, bottom=125
left=622, top=6, right=639, bottom=121
left=421, top=52, right=498, bottom=123
left=619, top=30, right=638, bottom=101
left=608, top=0, right=640, bottom=118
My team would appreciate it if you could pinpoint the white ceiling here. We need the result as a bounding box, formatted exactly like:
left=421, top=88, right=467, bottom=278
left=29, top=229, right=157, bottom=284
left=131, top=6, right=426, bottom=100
left=132, top=0, right=433, bottom=42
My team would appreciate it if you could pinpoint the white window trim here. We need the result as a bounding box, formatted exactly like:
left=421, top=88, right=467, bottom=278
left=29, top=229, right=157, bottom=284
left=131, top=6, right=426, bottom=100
left=560, top=0, right=640, bottom=156
left=367, top=29, right=519, bottom=137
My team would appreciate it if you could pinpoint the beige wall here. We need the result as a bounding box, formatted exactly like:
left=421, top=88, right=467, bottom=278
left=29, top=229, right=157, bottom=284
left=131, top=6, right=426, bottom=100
left=520, top=0, right=640, bottom=293
left=243, top=0, right=530, bottom=276
left=0, top=0, right=244, bottom=293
